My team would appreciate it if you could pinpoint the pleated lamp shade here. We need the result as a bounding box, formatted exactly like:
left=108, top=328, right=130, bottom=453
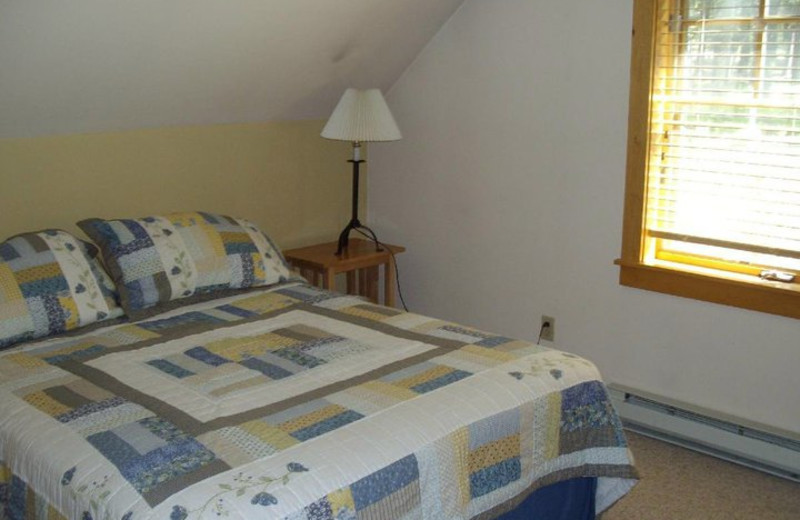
left=321, top=88, right=402, bottom=143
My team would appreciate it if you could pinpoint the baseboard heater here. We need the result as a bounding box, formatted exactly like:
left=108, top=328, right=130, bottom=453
left=608, top=383, right=800, bottom=483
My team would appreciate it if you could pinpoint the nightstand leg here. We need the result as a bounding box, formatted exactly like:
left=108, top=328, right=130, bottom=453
left=366, top=266, right=378, bottom=303
left=358, top=269, right=367, bottom=298
left=384, top=260, right=396, bottom=308
left=323, top=269, right=336, bottom=291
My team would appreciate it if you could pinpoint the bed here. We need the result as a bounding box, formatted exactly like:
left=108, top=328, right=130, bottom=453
left=0, top=213, right=637, bottom=519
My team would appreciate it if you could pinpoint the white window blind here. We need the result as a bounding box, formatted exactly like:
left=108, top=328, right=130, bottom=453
left=646, top=0, right=800, bottom=274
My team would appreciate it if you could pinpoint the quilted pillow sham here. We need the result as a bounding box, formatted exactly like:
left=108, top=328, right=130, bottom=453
left=78, top=212, right=292, bottom=318
left=0, top=230, right=124, bottom=349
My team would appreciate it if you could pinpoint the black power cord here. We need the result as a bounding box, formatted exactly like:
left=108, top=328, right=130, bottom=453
left=537, top=320, right=551, bottom=345
left=354, top=228, right=409, bottom=312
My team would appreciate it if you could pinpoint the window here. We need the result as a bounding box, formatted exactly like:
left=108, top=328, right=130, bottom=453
left=619, top=0, right=800, bottom=319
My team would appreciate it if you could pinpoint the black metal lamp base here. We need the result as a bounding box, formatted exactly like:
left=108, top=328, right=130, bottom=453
left=336, top=220, right=382, bottom=256
left=336, top=156, right=384, bottom=256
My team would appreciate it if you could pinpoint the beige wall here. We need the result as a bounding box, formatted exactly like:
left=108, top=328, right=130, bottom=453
left=0, top=120, right=360, bottom=249
left=370, top=0, right=800, bottom=434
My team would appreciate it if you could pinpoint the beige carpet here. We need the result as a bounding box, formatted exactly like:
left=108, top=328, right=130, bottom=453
left=601, top=431, right=800, bottom=520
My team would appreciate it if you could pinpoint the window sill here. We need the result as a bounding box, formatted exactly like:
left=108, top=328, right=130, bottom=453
left=615, top=259, right=800, bottom=320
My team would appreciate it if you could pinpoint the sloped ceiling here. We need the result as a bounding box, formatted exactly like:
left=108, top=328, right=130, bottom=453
left=0, top=0, right=464, bottom=139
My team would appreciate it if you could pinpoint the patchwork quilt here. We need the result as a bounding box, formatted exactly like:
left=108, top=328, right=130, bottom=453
left=0, top=283, right=637, bottom=519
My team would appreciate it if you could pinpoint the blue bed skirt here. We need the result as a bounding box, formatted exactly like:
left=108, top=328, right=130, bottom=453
left=496, top=477, right=597, bottom=520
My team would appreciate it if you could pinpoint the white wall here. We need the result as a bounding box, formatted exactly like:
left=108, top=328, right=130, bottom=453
left=369, top=0, right=800, bottom=434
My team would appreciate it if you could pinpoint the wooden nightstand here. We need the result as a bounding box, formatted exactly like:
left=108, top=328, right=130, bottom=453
left=283, top=238, right=406, bottom=307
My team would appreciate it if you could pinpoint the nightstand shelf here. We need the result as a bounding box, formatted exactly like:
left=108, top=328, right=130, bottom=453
left=283, top=238, right=405, bottom=307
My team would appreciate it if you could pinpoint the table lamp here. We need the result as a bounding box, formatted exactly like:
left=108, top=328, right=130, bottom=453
left=321, top=88, right=402, bottom=255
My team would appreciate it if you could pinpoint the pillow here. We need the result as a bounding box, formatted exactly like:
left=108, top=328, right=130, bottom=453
left=78, top=212, right=292, bottom=318
left=0, top=230, right=124, bottom=349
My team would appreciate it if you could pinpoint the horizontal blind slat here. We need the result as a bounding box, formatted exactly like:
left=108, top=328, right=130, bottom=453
left=652, top=95, right=799, bottom=109
left=647, top=230, right=800, bottom=260
left=647, top=221, right=800, bottom=246
left=647, top=188, right=800, bottom=207
left=649, top=173, right=800, bottom=194
left=656, top=151, right=800, bottom=173
left=646, top=204, right=800, bottom=227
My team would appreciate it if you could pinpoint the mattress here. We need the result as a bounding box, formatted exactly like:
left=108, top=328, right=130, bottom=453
left=0, top=282, right=636, bottom=519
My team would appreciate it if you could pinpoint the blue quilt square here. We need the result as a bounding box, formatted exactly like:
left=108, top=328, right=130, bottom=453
left=198, top=212, right=221, bottom=225
left=121, top=220, right=153, bottom=243
left=124, top=278, right=153, bottom=310
left=6, top=476, right=28, bottom=519
left=243, top=254, right=256, bottom=286
left=185, top=346, right=230, bottom=366
left=42, top=294, right=68, bottom=334
left=469, top=457, right=521, bottom=498
left=273, top=346, right=325, bottom=369
left=147, top=359, right=195, bottom=379
left=561, top=381, right=607, bottom=410
left=19, top=275, right=69, bottom=298
left=475, top=336, right=514, bottom=348
left=214, top=304, right=258, bottom=319
left=57, top=396, right=126, bottom=424
left=139, top=313, right=225, bottom=333
left=290, top=410, right=364, bottom=442
left=302, top=496, right=335, bottom=520
left=223, top=241, right=258, bottom=255
left=44, top=344, right=106, bottom=365
left=0, top=242, right=19, bottom=261
left=87, top=417, right=216, bottom=494
left=274, top=286, right=334, bottom=303
left=240, top=358, right=293, bottom=379
left=87, top=430, right=142, bottom=469
left=411, top=369, right=471, bottom=394
left=351, top=454, right=419, bottom=511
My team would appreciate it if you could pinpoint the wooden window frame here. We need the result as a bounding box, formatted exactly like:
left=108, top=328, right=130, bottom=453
left=618, top=0, right=800, bottom=320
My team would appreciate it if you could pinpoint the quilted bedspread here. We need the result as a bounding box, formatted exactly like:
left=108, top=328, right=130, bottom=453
left=0, top=283, right=636, bottom=519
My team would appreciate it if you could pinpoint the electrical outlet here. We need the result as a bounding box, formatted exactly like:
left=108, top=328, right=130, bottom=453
left=540, top=315, right=555, bottom=342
